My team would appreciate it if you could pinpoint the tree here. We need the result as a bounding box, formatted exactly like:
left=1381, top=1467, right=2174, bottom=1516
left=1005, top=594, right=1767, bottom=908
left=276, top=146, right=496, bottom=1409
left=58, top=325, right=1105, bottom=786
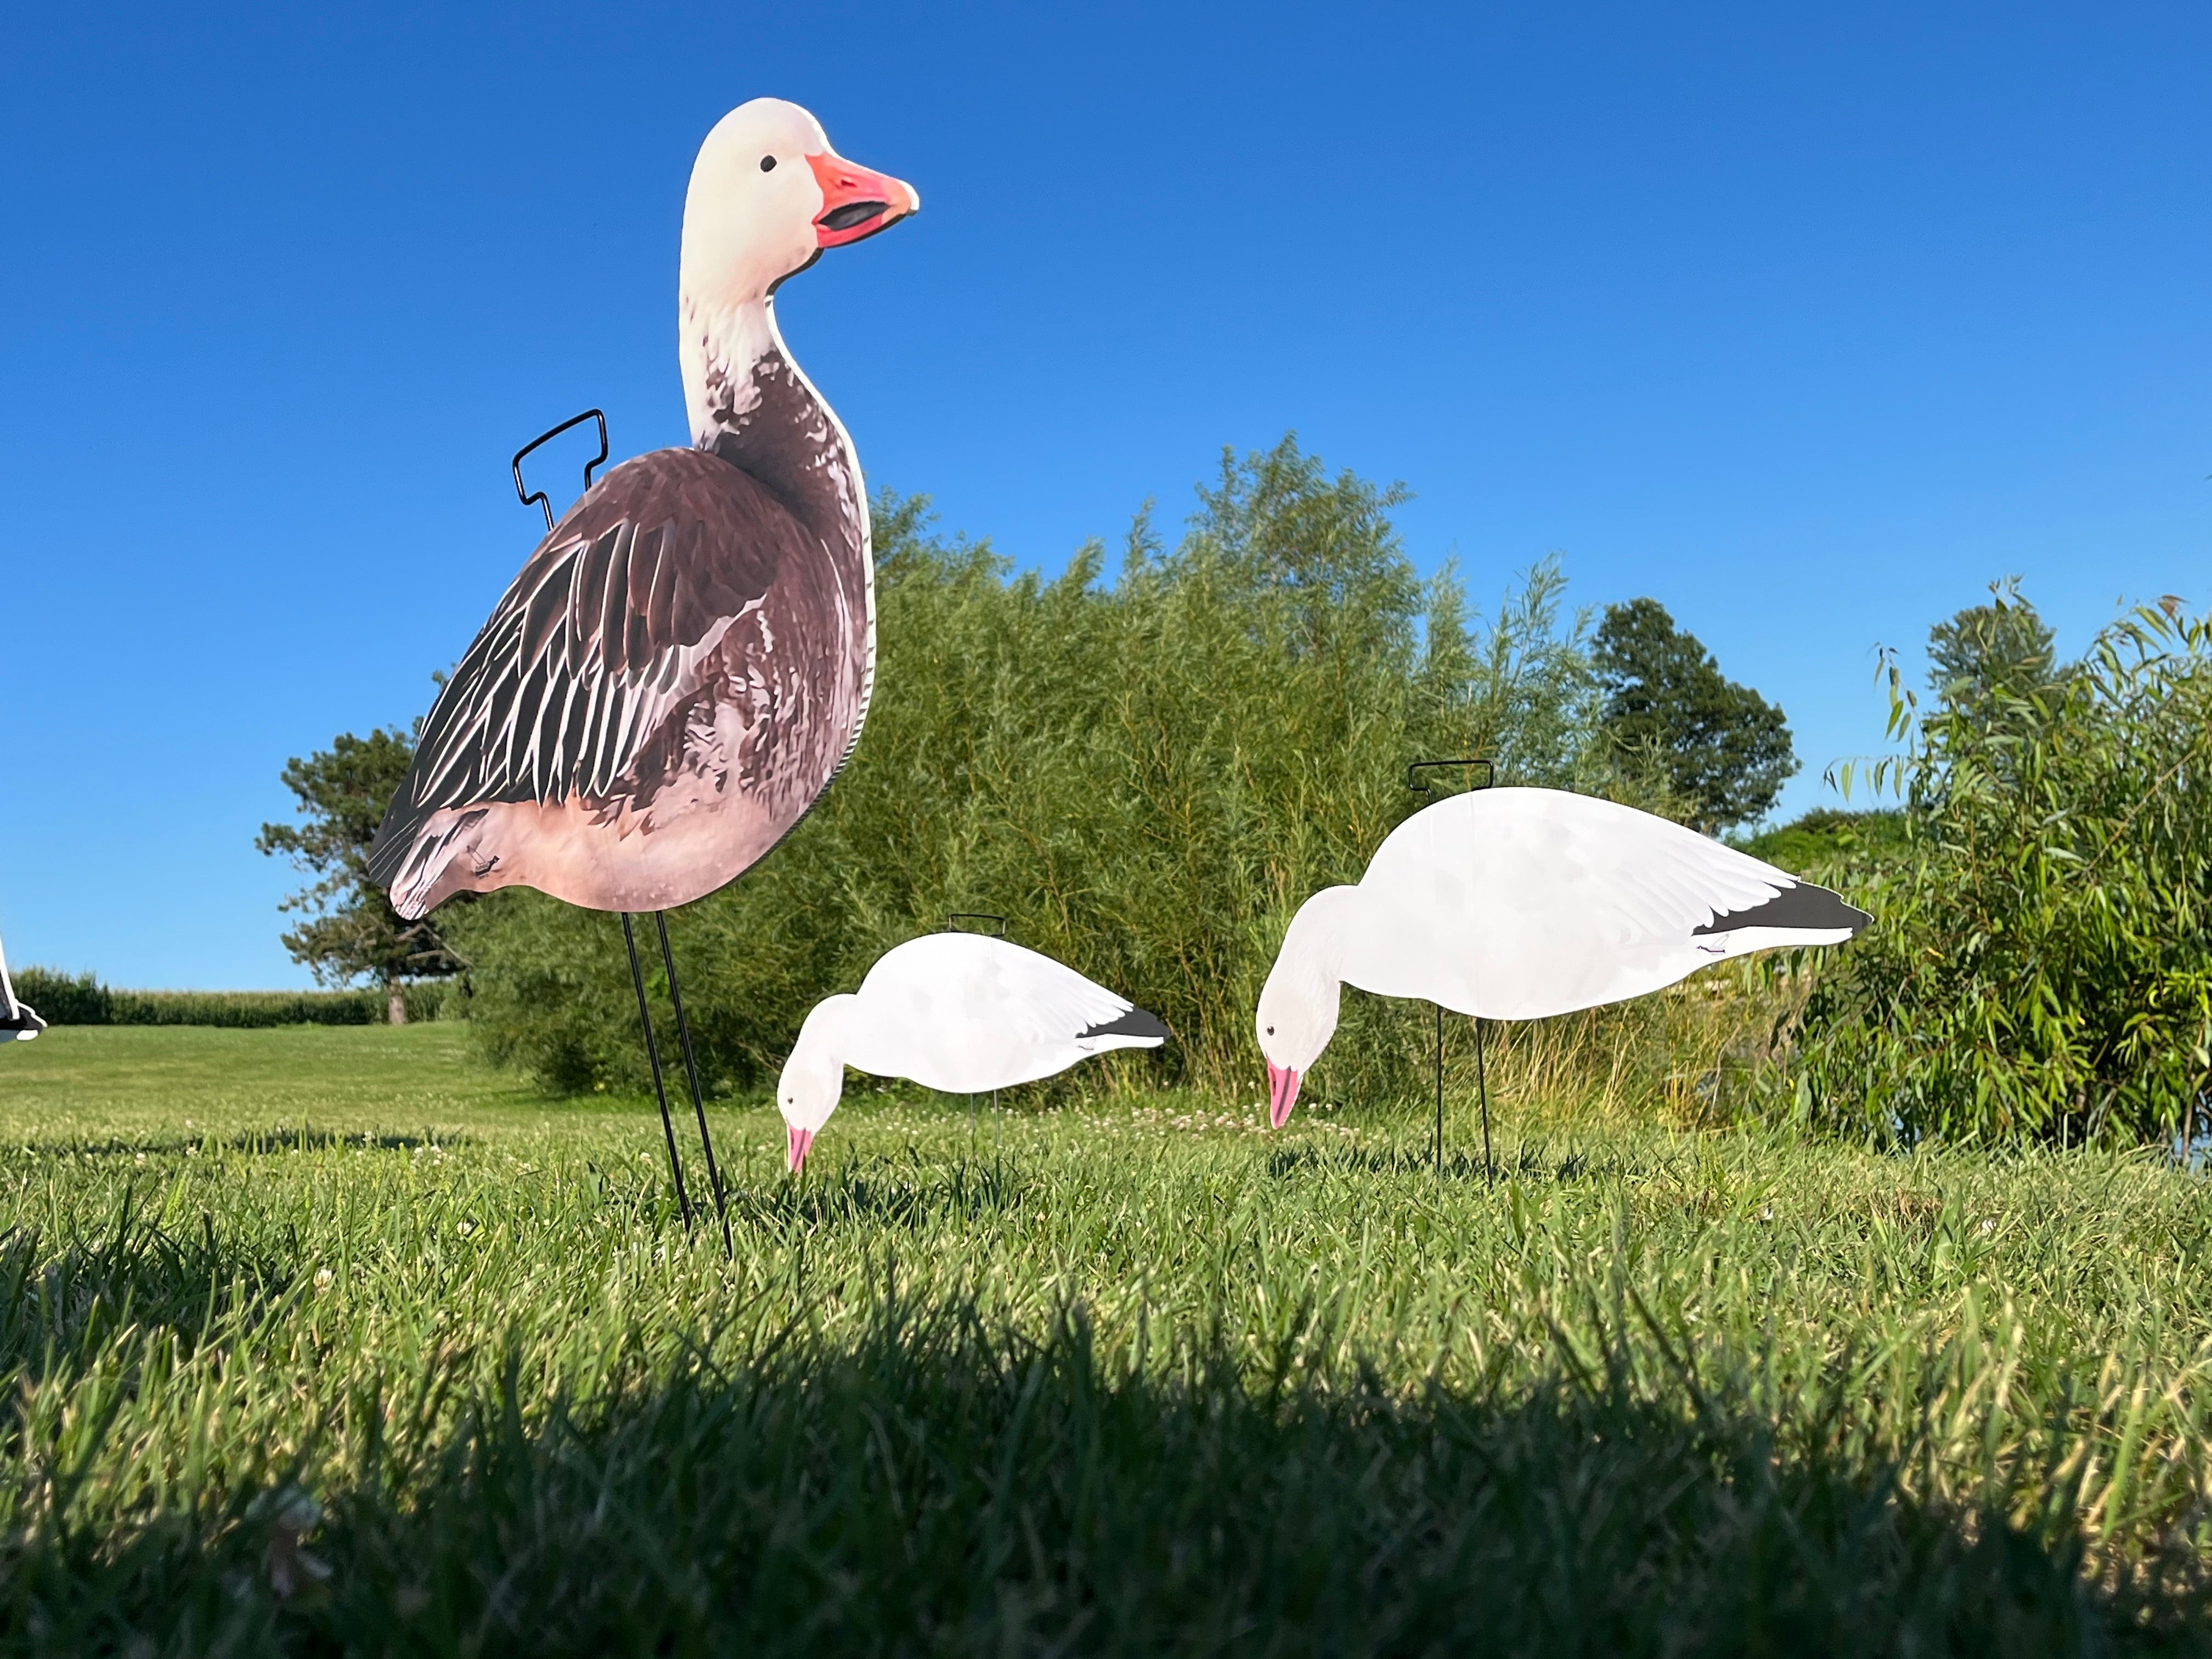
left=1592, top=598, right=1797, bottom=832
left=256, top=727, right=463, bottom=1023
left=1791, top=599, right=2212, bottom=1148
left=1926, top=580, right=2058, bottom=728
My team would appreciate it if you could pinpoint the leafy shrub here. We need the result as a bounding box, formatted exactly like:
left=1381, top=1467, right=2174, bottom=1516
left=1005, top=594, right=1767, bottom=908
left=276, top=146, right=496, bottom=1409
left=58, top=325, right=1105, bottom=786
left=11, top=967, right=111, bottom=1025
left=455, top=438, right=1658, bottom=1101
left=1733, top=808, right=1906, bottom=881
left=1785, top=599, right=2212, bottom=1147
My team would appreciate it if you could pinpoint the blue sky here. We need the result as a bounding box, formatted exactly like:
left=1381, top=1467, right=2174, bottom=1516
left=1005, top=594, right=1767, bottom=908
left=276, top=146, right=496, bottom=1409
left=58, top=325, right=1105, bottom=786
left=3, top=2, right=2205, bottom=988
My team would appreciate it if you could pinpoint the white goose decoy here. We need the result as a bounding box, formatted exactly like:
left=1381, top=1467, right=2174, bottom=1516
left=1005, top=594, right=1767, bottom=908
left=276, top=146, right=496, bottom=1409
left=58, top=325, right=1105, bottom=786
left=777, top=933, right=1170, bottom=1172
left=1255, top=786, right=1870, bottom=1126
left=368, top=99, right=918, bottom=919
left=1, top=929, right=45, bottom=1042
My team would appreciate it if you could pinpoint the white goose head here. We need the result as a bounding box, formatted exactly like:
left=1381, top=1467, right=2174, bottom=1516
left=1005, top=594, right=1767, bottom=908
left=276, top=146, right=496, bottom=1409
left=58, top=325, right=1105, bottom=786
left=1254, top=887, right=1356, bottom=1127
left=776, top=992, right=855, bottom=1175
left=679, top=99, right=919, bottom=443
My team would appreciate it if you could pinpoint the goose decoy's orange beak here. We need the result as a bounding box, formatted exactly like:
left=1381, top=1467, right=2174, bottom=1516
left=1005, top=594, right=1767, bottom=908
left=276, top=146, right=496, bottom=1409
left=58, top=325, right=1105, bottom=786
left=1266, top=1062, right=1301, bottom=1130
left=786, top=1124, right=816, bottom=1175
left=808, top=152, right=920, bottom=248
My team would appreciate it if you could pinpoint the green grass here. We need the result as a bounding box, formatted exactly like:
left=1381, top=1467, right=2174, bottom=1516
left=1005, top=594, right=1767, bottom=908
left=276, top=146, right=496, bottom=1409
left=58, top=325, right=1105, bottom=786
left=3, top=1026, right=2210, bottom=1654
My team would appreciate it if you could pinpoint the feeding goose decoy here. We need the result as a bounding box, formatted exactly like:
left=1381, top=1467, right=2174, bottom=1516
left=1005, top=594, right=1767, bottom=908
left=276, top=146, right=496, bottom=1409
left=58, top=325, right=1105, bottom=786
left=1255, top=786, right=1869, bottom=1164
left=365, top=98, right=917, bottom=1235
left=777, top=933, right=1169, bottom=1172
left=0, top=928, right=45, bottom=1042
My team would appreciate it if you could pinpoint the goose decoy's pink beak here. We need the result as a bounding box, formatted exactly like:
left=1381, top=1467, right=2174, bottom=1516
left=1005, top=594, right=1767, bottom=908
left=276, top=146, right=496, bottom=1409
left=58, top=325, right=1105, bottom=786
left=786, top=1124, right=816, bottom=1174
left=1266, top=1062, right=1301, bottom=1129
left=808, top=152, right=920, bottom=248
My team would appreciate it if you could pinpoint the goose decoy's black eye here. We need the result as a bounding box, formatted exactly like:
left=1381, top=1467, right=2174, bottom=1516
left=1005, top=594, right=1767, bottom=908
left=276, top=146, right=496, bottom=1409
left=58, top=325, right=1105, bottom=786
left=1266, top=1025, right=1275, bottom=1036
left=760, top=155, right=777, bottom=172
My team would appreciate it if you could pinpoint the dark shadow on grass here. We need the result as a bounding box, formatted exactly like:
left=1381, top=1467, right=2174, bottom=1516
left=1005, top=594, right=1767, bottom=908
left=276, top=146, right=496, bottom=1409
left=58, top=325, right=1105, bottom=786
left=0, top=1193, right=297, bottom=1387
left=10, top=1294, right=2203, bottom=1656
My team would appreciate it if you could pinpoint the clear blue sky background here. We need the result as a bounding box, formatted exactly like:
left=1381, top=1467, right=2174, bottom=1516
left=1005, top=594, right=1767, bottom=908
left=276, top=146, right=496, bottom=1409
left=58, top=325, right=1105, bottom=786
left=3, top=2, right=2205, bottom=989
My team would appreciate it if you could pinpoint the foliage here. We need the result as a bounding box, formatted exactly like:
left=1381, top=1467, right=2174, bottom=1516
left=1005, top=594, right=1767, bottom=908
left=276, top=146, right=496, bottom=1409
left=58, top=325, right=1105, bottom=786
left=1787, top=596, right=2212, bottom=1147
left=0, top=1024, right=2206, bottom=1650
left=1594, top=597, right=1797, bottom=831
left=1734, top=806, right=1908, bottom=880
left=1927, top=579, right=2059, bottom=730
left=255, top=726, right=464, bottom=1019
left=7, top=967, right=449, bottom=1028
left=454, top=437, right=1641, bottom=1101
left=7, top=967, right=110, bottom=1025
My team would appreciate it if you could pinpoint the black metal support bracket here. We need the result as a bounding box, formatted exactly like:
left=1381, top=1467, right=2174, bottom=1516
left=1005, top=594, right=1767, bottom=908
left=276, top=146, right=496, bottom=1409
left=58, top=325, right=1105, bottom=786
left=656, top=912, right=732, bottom=1257
left=512, top=409, right=610, bottom=532
left=501, top=415, right=727, bottom=1247
left=1409, top=758, right=1498, bottom=1183
left=1475, top=1015, right=1493, bottom=1187
left=622, top=913, right=692, bottom=1230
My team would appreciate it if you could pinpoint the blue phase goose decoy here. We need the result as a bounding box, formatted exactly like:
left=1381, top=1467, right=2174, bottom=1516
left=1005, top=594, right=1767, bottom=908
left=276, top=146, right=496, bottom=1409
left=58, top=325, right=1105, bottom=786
left=368, top=99, right=917, bottom=917
left=777, top=933, right=1170, bottom=1172
left=1255, top=786, right=1869, bottom=1130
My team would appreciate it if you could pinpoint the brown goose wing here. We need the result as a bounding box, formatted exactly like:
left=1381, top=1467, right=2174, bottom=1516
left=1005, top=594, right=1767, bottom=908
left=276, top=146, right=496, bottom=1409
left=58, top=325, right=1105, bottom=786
left=368, top=448, right=812, bottom=883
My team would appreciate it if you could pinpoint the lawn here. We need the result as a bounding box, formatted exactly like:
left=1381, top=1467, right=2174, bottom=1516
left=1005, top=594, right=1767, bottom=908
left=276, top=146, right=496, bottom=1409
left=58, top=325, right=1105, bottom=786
left=3, top=1025, right=2210, bottom=1654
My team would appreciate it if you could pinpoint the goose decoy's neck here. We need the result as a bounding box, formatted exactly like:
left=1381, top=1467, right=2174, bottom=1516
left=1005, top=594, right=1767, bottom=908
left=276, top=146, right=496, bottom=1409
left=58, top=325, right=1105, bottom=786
left=681, top=297, right=864, bottom=557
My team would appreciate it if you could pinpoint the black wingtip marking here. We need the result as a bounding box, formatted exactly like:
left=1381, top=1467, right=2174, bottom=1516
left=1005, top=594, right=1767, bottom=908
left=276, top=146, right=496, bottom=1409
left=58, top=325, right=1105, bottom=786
left=1079, top=1005, right=1171, bottom=1042
left=1695, top=881, right=1872, bottom=938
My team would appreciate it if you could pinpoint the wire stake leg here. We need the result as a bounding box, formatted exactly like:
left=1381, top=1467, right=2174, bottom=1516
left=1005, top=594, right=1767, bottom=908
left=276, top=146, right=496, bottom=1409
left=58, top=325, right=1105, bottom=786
left=1435, top=1003, right=1444, bottom=1178
left=655, top=911, right=730, bottom=1257
left=1476, top=1015, right=1493, bottom=1187
left=623, top=913, right=692, bottom=1230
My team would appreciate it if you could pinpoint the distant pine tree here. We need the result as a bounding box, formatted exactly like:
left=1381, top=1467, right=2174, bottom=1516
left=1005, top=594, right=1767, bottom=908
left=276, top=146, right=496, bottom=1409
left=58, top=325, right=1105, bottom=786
left=1593, top=598, right=1796, bottom=833
left=256, top=725, right=465, bottom=1023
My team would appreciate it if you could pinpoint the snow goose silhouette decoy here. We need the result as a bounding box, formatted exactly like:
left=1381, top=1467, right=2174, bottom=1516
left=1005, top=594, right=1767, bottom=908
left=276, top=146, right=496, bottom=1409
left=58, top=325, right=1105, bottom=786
left=1255, top=786, right=1869, bottom=1141
left=0, top=928, right=44, bottom=1042
left=777, top=933, right=1169, bottom=1173
left=368, top=99, right=916, bottom=918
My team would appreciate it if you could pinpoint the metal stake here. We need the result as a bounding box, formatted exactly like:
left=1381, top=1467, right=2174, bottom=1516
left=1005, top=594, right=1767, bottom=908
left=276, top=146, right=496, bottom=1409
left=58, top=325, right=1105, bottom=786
left=1475, top=1014, right=1493, bottom=1186
left=656, top=911, right=731, bottom=1257
left=1434, top=1003, right=1444, bottom=1178
left=622, top=913, right=692, bottom=1230
left=1405, top=758, right=1498, bottom=1188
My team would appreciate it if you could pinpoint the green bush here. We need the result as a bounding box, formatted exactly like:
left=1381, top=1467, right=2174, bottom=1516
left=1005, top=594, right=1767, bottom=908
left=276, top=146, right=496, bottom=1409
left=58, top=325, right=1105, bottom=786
left=10, top=967, right=110, bottom=1025
left=1733, top=808, right=1906, bottom=882
left=1785, top=599, right=2212, bottom=1147
left=455, top=438, right=1659, bottom=1101
left=10, top=971, right=453, bottom=1028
